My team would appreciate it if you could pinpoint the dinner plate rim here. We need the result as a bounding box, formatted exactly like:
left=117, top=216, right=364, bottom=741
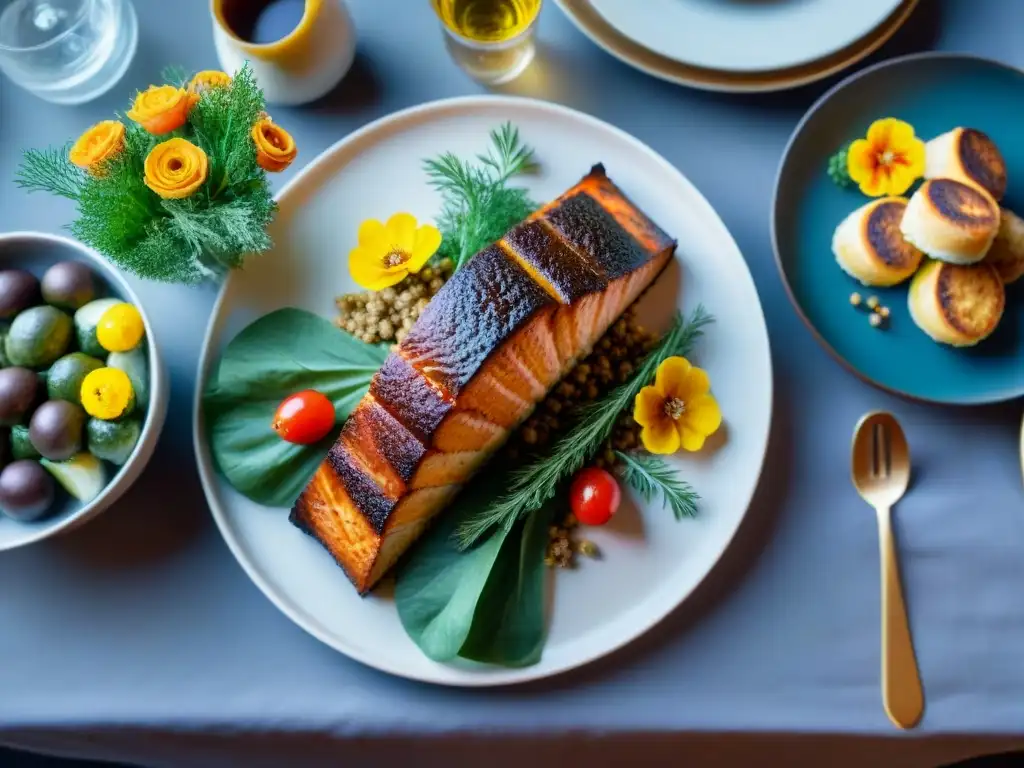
left=770, top=50, right=1024, bottom=406
left=192, top=94, right=774, bottom=686
left=583, top=0, right=904, bottom=74
left=552, top=0, right=918, bottom=93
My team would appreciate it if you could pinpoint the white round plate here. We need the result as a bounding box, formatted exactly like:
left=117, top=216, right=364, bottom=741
left=587, top=0, right=904, bottom=73
left=193, top=96, right=773, bottom=686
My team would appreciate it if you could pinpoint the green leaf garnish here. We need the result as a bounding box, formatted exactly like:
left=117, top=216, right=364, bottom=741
left=395, top=479, right=555, bottom=665
left=453, top=306, right=714, bottom=550
left=424, top=122, right=538, bottom=272
left=827, top=142, right=854, bottom=189
left=203, top=308, right=387, bottom=507
left=614, top=450, right=699, bottom=520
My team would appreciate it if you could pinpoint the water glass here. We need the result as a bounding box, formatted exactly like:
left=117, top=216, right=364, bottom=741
left=433, top=0, right=542, bottom=86
left=0, top=0, right=138, bottom=105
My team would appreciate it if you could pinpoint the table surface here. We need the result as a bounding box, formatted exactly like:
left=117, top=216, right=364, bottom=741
left=1, top=0, right=1023, bottom=765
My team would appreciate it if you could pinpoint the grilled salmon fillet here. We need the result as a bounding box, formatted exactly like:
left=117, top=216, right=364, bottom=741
left=291, top=165, right=676, bottom=593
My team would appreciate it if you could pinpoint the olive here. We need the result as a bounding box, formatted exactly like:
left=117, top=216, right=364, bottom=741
left=28, top=399, right=84, bottom=461
left=0, top=367, right=40, bottom=426
left=41, top=261, right=96, bottom=311
left=0, top=459, right=54, bottom=522
left=0, top=270, right=41, bottom=319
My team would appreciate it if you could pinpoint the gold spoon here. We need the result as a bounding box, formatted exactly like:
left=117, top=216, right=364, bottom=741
left=851, top=411, right=924, bottom=730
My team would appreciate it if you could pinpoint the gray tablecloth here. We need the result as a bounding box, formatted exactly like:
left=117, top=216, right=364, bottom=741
left=1, top=1, right=1023, bottom=766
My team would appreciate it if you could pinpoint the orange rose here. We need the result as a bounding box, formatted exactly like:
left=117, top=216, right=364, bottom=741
left=252, top=118, right=297, bottom=172
left=127, top=85, right=191, bottom=135
left=69, top=121, right=125, bottom=175
left=144, top=138, right=209, bottom=200
left=188, top=70, right=231, bottom=106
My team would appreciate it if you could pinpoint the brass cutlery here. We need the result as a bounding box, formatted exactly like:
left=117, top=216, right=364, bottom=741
left=851, top=411, right=924, bottom=730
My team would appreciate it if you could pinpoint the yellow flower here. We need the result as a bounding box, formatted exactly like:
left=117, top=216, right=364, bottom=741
left=144, top=138, right=209, bottom=200
left=97, top=303, right=145, bottom=353
left=348, top=213, right=442, bottom=291
left=69, top=120, right=125, bottom=175
left=634, top=356, right=721, bottom=454
left=81, top=368, right=135, bottom=420
left=188, top=70, right=231, bottom=107
left=847, top=118, right=926, bottom=197
left=126, top=84, right=192, bottom=135
left=251, top=117, right=297, bottom=172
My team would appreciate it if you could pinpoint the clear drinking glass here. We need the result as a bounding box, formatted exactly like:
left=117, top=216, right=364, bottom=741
left=432, top=0, right=542, bottom=86
left=0, top=0, right=138, bottom=105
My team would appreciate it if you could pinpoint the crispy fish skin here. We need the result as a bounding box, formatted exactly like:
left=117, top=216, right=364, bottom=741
left=290, top=165, right=677, bottom=593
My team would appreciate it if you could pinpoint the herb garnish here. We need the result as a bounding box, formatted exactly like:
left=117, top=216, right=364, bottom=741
left=614, top=450, right=699, bottom=520
left=454, top=306, right=714, bottom=549
left=827, top=141, right=854, bottom=189
left=16, top=65, right=276, bottom=284
left=424, top=122, right=538, bottom=272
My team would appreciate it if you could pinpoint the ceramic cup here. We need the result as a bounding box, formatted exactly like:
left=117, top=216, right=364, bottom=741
left=211, top=0, right=356, bottom=106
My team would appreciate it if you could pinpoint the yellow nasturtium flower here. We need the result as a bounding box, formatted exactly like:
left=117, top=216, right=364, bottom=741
left=81, top=368, right=135, bottom=420
left=634, top=356, right=722, bottom=454
left=69, top=120, right=126, bottom=175
left=251, top=117, right=297, bottom=172
left=847, top=118, right=926, bottom=197
left=348, top=213, right=442, bottom=291
left=126, top=84, right=192, bottom=135
left=143, top=138, right=209, bottom=200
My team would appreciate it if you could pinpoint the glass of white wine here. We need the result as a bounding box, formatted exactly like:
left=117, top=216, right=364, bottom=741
left=0, top=0, right=138, bottom=105
left=432, top=0, right=542, bottom=86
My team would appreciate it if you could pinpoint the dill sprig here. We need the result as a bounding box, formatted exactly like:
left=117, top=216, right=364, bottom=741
left=14, top=64, right=276, bottom=285
left=614, top=450, right=699, bottom=520
left=424, top=122, right=538, bottom=272
left=454, top=305, right=714, bottom=549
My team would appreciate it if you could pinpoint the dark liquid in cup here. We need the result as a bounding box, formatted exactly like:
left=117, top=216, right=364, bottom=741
left=221, top=0, right=307, bottom=44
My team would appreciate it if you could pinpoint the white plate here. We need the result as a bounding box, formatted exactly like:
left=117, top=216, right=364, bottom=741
left=587, top=0, right=904, bottom=73
left=193, top=96, right=773, bottom=686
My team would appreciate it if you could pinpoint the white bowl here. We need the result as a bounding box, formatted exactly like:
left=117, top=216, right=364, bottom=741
left=0, top=232, right=168, bottom=551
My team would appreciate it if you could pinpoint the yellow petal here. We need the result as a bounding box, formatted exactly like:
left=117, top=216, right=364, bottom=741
left=884, top=119, right=916, bottom=151
left=654, top=356, right=692, bottom=399
left=349, top=246, right=404, bottom=290
left=846, top=138, right=875, bottom=183
left=884, top=164, right=918, bottom=196
left=633, top=386, right=665, bottom=427
left=866, top=118, right=898, bottom=148
left=683, top=394, right=721, bottom=436
left=679, top=366, right=711, bottom=400
left=357, top=219, right=387, bottom=252
left=406, top=224, right=442, bottom=272
left=385, top=212, right=417, bottom=254
left=641, top=418, right=680, bottom=455
left=903, top=137, right=926, bottom=177
left=679, top=425, right=707, bottom=452
left=858, top=171, right=887, bottom=198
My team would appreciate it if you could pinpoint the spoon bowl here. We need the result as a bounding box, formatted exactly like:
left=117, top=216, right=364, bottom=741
left=851, top=411, right=911, bottom=509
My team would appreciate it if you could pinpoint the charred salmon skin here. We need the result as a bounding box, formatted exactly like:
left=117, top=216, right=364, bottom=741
left=290, top=165, right=676, bottom=593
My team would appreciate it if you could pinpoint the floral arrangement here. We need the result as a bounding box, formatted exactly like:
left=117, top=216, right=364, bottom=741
left=15, top=65, right=296, bottom=285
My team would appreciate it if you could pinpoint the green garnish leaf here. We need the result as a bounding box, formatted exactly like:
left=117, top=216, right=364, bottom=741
left=424, top=122, right=538, bottom=272
left=827, top=142, right=854, bottom=189
left=395, top=479, right=554, bottom=665
left=203, top=308, right=387, bottom=507
left=454, top=306, right=714, bottom=550
left=614, top=451, right=699, bottom=520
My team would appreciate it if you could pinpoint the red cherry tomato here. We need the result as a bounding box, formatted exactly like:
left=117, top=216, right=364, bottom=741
left=272, top=390, right=336, bottom=444
left=569, top=467, right=621, bottom=526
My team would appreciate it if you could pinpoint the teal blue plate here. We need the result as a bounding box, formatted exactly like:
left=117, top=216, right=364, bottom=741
left=773, top=53, right=1024, bottom=404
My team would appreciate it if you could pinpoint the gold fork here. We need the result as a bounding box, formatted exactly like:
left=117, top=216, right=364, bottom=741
left=851, top=411, right=924, bottom=729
